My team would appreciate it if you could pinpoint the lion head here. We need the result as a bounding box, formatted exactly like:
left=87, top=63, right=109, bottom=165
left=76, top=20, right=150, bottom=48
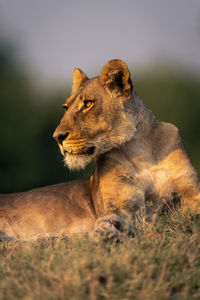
left=53, top=59, right=136, bottom=170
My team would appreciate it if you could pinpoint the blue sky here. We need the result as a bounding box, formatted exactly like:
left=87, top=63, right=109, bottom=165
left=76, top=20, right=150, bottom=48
left=0, top=0, right=200, bottom=83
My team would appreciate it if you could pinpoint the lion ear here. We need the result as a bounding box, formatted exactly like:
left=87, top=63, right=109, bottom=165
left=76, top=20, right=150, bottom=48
left=100, top=59, right=133, bottom=98
left=72, top=68, right=88, bottom=94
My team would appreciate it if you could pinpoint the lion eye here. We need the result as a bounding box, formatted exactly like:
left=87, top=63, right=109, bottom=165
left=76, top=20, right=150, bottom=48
left=82, top=100, right=94, bottom=111
left=62, top=105, right=68, bottom=111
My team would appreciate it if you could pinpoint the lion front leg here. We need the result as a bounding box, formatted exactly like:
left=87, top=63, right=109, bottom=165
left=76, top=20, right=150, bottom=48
left=92, top=152, right=146, bottom=238
left=93, top=185, right=145, bottom=239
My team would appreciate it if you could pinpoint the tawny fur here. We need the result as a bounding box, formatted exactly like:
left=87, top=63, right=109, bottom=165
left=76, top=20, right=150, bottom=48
left=0, top=59, right=199, bottom=240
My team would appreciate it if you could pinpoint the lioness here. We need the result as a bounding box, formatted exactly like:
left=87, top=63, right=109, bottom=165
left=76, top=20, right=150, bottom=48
left=0, top=59, right=199, bottom=240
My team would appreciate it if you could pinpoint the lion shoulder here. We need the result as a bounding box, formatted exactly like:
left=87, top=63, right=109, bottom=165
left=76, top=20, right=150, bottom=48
left=152, top=121, right=184, bottom=161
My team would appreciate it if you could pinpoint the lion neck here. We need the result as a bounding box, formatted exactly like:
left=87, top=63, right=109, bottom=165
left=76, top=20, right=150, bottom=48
left=130, top=93, right=158, bottom=136
left=91, top=93, right=158, bottom=217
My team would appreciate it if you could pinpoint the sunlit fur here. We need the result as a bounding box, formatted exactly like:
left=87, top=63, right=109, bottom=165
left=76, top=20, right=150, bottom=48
left=0, top=59, right=199, bottom=241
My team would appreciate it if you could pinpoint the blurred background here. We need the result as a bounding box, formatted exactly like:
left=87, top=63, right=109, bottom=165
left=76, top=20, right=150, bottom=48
left=0, top=0, right=200, bottom=193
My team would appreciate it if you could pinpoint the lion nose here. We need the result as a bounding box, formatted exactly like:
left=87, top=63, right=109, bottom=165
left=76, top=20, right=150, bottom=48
left=53, top=132, right=69, bottom=144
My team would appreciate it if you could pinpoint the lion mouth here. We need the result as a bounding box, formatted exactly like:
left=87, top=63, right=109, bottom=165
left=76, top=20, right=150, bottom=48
left=64, top=146, right=96, bottom=156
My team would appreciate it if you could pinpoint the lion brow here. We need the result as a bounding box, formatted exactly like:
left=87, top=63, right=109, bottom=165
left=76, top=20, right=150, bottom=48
left=65, top=96, right=75, bottom=106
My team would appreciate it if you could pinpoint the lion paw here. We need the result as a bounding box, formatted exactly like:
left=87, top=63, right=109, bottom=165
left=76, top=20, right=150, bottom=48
left=94, top=215, right=125, bottom=240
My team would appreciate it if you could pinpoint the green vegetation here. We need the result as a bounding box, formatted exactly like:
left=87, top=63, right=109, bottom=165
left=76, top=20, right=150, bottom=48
left=1, top=210, right=200, bottom=299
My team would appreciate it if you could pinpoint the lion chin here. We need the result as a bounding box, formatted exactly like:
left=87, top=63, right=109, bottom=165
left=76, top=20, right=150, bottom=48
left=64, top=153, right=92, bottom=170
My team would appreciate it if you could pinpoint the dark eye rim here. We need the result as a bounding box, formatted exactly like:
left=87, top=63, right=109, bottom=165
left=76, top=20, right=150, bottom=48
left=62, top=104, right=68, bottom=111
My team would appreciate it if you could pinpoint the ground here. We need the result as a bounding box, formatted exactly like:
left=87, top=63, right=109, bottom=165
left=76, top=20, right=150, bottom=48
left=0, top=209, right=200, bottom=300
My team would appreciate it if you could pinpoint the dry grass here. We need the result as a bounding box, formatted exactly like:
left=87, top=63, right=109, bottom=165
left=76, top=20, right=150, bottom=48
left=1, top=210, right=200, bottom=300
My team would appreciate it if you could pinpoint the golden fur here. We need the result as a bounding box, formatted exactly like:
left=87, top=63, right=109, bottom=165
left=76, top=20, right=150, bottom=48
left=0, top=59, right=199, bottom=240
